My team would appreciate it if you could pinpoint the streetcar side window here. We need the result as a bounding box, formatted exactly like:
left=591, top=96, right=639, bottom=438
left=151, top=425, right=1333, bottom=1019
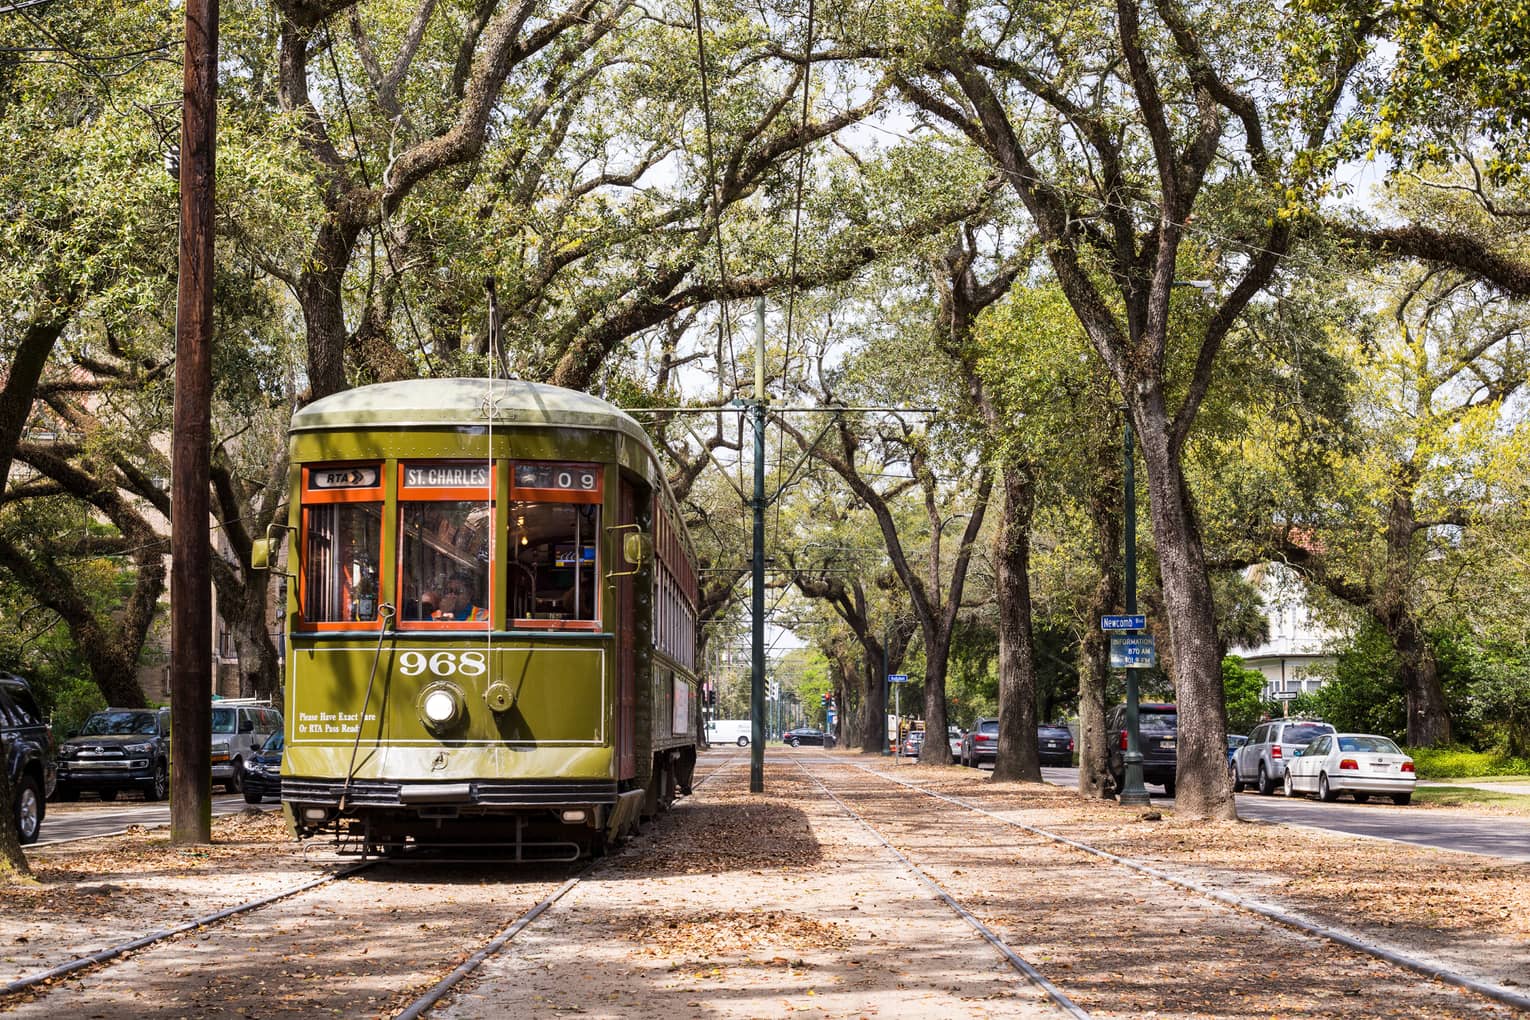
left=396, top=461, right=494, bottom=628
left=301, top=501, right=383, bottom=625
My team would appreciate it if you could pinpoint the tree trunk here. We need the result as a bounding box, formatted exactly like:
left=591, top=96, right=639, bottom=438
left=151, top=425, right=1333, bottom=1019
left=1388, top=610, right=1452, bottom=747
left=1134, top=395, right=1234, bottom=820
left=0, top=759, right=30, bottom=882
left=992, top=463, right=1041, bottom=782
left=1077, top=442, right=1122, bottom=799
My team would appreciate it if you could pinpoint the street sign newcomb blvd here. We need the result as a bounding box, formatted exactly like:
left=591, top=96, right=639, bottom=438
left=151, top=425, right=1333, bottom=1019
left=1101, top=614, right=1147, bottom=631
left=887, top=674, right=909, bottom=684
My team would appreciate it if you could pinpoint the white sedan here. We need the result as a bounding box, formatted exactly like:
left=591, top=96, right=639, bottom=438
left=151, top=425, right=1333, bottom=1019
left=1283, top=732, right=1416, bottom=805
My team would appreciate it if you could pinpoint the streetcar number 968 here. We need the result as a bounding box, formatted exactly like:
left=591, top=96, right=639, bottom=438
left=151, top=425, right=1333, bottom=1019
left=397, top=650, right=488, bottom=677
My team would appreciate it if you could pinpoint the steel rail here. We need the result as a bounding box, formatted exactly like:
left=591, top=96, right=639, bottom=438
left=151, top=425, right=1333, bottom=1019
left=0, top=860, right=373, bottom=998
left=390, top=752, right=741, bottom=1018
left=789, top=757, right=1093, bottom=1019
left=840, top=758, right=1530, bottom=1015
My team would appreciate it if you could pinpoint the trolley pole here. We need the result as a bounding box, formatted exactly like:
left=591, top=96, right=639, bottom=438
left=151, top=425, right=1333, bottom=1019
left=1118, top=419, right=1150, bottom=807
left=171, top=0, right=217, bottom=844
left=749, top=300, right=767, bottom=793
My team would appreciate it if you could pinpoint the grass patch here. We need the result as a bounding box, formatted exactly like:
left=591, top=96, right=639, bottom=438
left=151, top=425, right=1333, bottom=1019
left=1412, top=786, right=1530, bottom=817
left=1408, top=746, right=1530, bottom=779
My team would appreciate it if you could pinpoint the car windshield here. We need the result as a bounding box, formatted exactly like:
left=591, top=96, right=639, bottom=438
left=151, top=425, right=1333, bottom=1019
left=1140, top=712, right=1177, bottom=733
left=80, top=711, right=158, bottom=736
left=211, top=708, right=237, bottom=733
left=261, top=731, right=285, bottom=754
left=1337, top=735, right=1401, bottom=753
left=1284, top=724, right=1331, bottom=744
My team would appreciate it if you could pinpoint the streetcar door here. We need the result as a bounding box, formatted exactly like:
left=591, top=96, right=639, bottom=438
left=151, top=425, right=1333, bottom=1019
left=616, top=479, right=637, bottom=781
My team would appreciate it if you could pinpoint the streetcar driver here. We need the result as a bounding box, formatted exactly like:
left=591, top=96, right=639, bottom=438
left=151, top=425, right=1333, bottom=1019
left=439, top=574, right=487, bottom=621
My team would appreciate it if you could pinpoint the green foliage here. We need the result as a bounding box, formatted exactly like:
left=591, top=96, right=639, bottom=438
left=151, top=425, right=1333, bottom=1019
left=1434, top=629, right=1530, bottom=757
left=1222, top=657, right=1271, bottom=735
left=1407, top=746, right=1530, bottom=779
left=1288, top=620, right=1405, bottom=737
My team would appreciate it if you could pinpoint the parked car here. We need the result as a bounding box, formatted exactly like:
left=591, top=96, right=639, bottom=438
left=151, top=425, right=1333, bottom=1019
left=210, top=702, right=283, bottom=793
left=1105, top=703, right=1178, bottom=797
left=1226, top=734, right=1248, bottom=763
left=241, top=731, right=284, bottom=804
left=947, top=726, right=962, bottom=756
left=960, top=718, right=998, bottom=767
left=0, top=673, right=55, bottom=845
left=55, top=708, right=171, bottom=802
left=1038, top=723, right=1074, bottom=766
left=706, top=719, right=752, bottom=747
left=901, top=730, right=925, bottom=757
left=781, top=727, right=826, bottom=748
left=1232, top=718, right=1336, bottom=795
left=1284, top=732, right=1416, bottom=805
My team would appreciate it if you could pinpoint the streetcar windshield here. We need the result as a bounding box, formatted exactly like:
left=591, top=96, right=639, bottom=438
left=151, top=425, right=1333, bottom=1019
left=399, top=499, right=492, bottom=624
left=507, top=502, right=600, bottom=623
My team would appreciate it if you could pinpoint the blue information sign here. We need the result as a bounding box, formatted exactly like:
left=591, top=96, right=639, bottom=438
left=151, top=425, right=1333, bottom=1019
left=1109, top=635, right=1157, bottom=668
left=887, top=673, right=909, bottom=684
left=1101, top=614, right=1147, bottom=631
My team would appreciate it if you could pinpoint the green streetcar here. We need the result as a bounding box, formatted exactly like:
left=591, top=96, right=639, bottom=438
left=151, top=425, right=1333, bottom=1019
left=258, top=379, right=699, bottom=859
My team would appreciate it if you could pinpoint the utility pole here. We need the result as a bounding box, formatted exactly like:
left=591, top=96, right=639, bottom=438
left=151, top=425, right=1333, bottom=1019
left=749, top=300, right=767, bottom=793
left=171, top=0, right=217, bottom=844
left=1118, top=420, right=1151, bottom=806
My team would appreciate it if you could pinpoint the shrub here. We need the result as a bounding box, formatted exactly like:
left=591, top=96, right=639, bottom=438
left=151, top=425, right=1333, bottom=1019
left=1407, top=746, right=1530, bottom=779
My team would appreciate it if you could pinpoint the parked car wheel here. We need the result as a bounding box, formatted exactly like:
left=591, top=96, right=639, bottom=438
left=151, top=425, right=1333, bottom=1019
left=1283, top=772, right=1297, bottom=798
left=736, top=736, right=749, bottom=747
left=1230, top=763, right=1244, bottom=793
left=789, top=737, right=801, bottom=748
left=224, top=759, right=243, bottom=793
left=1392, top=793, right=1411, bottom=806
left=1257, top=763, right=1275, bottom=796
left=1318, top=773, right=1337, bottom=802
left=13, top=775, right=42, bottom=845
left=143, top=762, right=168, bottom=802
left=243, top=786, right=264, bottom=805
left=98, top=789, right=118, bottom=802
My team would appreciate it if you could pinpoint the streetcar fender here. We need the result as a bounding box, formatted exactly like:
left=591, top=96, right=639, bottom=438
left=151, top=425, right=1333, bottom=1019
left=607, top=789, right=644, bottom=840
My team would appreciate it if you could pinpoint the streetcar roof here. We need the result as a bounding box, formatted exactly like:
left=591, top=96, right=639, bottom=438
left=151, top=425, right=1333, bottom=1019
left=291, top=378, right=652, bottom=448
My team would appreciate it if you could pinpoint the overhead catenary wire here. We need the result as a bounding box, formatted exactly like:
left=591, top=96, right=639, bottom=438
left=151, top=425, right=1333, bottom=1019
left=689, top=0, right=739, bottom=395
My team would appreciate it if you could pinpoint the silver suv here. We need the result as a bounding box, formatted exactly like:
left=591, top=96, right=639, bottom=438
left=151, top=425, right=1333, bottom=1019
left=211, top=702, right=283, bottom=793
left=1232, top=718, right=1336, bottom=795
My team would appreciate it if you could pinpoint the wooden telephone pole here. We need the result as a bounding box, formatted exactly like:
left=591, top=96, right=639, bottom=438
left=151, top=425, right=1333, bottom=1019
left=171, top=0, right=217, bottom=844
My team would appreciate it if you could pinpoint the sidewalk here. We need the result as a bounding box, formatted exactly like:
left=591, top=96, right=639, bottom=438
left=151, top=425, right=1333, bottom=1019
left=1420, top=779, right=1530, bottom=795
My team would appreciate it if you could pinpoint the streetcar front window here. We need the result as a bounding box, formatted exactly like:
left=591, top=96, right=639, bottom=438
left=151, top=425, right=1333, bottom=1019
left=398, top=500, right=492, bottom=624
left=507, top=502, right=600, bottom=623
left=301, top=502, right=383, bottom=624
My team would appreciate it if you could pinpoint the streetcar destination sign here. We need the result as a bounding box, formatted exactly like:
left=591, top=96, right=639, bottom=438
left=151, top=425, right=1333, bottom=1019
left=1101, top=614, right=1147, bottom=631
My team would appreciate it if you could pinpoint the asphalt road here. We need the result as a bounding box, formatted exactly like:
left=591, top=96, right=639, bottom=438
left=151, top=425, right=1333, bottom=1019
left=35, top=793, right=276, bottom=847
left=1034, top=765, right=1530, bottom=863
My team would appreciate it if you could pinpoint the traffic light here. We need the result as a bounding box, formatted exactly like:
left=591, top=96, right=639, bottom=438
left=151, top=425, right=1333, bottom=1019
left=821, top=692, right=829, bottom=708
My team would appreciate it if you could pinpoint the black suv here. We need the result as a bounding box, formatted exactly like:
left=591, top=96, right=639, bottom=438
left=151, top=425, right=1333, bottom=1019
left=55, top=708, right=171, bottom=802
left=1105, top=702, right=1178, bottom=798
left=0, top=673, right=56, bottom=845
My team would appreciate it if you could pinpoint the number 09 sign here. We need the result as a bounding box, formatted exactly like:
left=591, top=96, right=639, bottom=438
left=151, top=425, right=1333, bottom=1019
left=511, top=462, right=602, bottom=502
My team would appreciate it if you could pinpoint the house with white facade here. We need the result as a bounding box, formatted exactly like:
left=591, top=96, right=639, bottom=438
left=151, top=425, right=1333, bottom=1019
left=1229, top=562, right=1349, bottom=702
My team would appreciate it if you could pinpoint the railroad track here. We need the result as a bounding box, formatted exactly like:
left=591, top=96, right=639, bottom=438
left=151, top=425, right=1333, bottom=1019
left=1, top=755, right=741, bottom=1017
left=796, top=754, right=1529, bottom=1018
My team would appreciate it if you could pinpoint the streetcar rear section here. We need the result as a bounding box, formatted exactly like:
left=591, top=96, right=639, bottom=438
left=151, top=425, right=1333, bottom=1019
left=263, top=379, right=699, bottom=859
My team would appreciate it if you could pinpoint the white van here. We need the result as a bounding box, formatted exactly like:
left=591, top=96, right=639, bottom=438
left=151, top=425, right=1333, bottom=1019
left=706, top=719, right=753, bottom=747
left=210, top=700, right=283, bottom=793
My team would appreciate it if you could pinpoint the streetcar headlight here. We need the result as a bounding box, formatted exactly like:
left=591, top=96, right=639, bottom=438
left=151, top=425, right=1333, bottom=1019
left=418, top=683, right=465, bottom=731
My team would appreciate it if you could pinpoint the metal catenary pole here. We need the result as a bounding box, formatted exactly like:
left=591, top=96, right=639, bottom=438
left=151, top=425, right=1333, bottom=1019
left=1119, top=419, right=1151, bottom=806
left=171, top=0, right=217, bottom=844
left=749, top=300, right=767, bottom=792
